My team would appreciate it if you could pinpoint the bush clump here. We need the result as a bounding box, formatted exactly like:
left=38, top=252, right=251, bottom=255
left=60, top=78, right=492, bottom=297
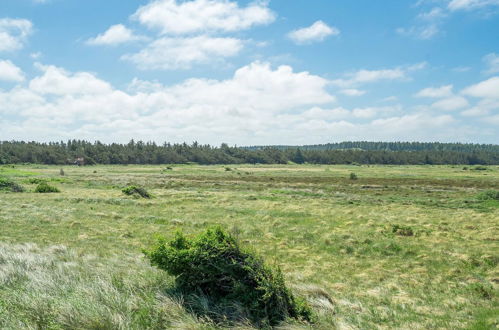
left=349, top=172, right=358, bottom=180
left=144, top=227, right=313, bottom=326
left=35, top=182, right=60, bottom=193
left=122, top=185, right=151, bottom=198
left=0, top=177, right=25, bottom=192
left=477, top=190, right=499, bottom=201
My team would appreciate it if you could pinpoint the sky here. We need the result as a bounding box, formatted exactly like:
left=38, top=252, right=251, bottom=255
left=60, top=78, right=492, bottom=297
left=0, top=0, right=498, bottom=145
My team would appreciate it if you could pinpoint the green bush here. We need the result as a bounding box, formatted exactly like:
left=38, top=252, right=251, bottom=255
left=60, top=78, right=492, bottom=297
left=144, top=227, right=313, bottom=326
left=0, top=177, right=24, bottom=192
left=35, top=182, right=60, bottom=193
left=477, top=190, right=499, bottom=201
left=122, top=185, right=151, bottom=198
left=349, top=172, right=358, bottom=180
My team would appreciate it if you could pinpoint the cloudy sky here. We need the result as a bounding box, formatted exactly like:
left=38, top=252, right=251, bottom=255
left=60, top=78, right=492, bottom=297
left=1, top=0, right=498, bottom=145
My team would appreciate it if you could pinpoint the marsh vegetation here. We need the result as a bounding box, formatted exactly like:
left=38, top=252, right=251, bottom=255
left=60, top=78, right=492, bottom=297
left=0, top=164, right=497, bottom=328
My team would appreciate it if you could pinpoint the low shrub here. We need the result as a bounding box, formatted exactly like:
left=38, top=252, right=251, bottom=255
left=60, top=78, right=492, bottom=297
left=144, top=227, right=313, bottom=326
left=477, top=190, right=499, bottom=201
left=349, top=172, right=358, bottom=180
left=122, top=185, right=151, bottom=198
left=35, top=182, right=60, bottom=193
left=0, top=177, right=24, bottom=192
left=473, top=166, right=488, bottom=171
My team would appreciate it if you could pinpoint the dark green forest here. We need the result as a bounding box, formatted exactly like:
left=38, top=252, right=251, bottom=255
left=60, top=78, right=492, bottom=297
left=0, top=140, right=498, bottom=165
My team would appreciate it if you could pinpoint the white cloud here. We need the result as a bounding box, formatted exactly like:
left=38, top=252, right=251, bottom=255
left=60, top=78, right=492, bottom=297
left=396, top=24, right=440, bottom=39
left=332, top=65, right=415, bottom=87
left=461, top=98, right=499, bottom=116
left=0, top=18, right=33, bottom=52
left=340, top=89, right=366, bottom=97
left=462, top=76, right=499, bottom=99
left=288, top=21, right=339, bottom=44
left=448, top=0, right=499, bottom=11
left=0, top=60, right=25, bottom=82
left=483, top=53, right=499, bottom=75
left=2, top=62, right=495, bottom=144
left=122, top=36, right=243, bottom=70
left=431, top=96, right=469, bottom=110
left=418, top=7, right=447, bottom=20
left=132, top=0, right=275, bottom=35
left=29, top=64, right=112, bottom=95
left=86, top=24, right=145, bottom=46
left=415, top=85, right=453, bottom=98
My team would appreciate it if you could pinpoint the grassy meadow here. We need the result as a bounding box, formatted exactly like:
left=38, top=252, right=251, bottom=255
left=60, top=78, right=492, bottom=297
left=0, top=164, right=498, bottom=329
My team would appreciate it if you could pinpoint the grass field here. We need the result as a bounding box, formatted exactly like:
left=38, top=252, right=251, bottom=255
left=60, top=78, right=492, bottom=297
left=0, top=164, right=498, bottom=329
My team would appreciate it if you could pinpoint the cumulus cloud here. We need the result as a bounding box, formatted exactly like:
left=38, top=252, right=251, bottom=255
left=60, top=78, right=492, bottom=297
left=288, top=21, right=339, bottom=44
left=132, top=0, right=275, bottom=35
left=122, top=36, right=244, bottom=70
left=415, top=85, right=454, bottom=98
left=0, top=18, right=33, bottom=52
left=29, top=64, right=112, bottom=95
left=86, top=24, right=146, bottom=46
left=1, top=62, right=494, bottom=144
left=462, top=76, right=499, bottom=99
left=0, top=60, right=25, bottom=82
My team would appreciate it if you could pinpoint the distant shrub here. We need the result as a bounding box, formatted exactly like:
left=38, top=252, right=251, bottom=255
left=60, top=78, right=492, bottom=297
left=144, top=227, right=313, bottom=326
left=349, top=172, right=358, bottom=180
left=225, top=167, right=232, bottom=171
left=477, top=190, right=499, bottom=201
left=59, top=168, right=65, bottom=176
left=122, top=185, right=151, bottom=199
left=391, top=224, right=414, bottom=237
left=35, top=182, right=60, bottom=193
left=0, top=177, right=24, bottom=192
left=473, top=166, right=488, bottom=171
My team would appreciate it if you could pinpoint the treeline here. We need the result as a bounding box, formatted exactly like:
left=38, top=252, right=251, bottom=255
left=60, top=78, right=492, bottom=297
left=0, top=140, right=498, bottom=165
left=247, top=141, right=499, bottom=153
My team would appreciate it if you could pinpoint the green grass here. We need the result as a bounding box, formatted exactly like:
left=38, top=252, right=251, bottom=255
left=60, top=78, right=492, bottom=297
left=0, top=164, right=498, bottom=329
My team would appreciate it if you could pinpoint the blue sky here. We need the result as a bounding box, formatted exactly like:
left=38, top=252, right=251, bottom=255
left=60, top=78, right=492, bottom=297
left=0, top=0, right=498, bottom=145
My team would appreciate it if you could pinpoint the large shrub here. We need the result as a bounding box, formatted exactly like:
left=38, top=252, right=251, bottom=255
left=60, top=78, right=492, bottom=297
left=122, top=185, right=151, bottom=199
left=35, top=182, right=60, bottom=193
left=0, top=177, right=24, bottom=192
left=144, top=227, right=313, bottom=326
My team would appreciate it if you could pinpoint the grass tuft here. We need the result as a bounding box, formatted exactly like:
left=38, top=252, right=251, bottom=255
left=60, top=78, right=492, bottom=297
left=34, top=182, right=60, bottom=193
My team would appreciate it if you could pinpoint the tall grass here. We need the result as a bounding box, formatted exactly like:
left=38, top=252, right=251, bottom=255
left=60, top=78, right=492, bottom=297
left=0, top=243, right=204, bottom=329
